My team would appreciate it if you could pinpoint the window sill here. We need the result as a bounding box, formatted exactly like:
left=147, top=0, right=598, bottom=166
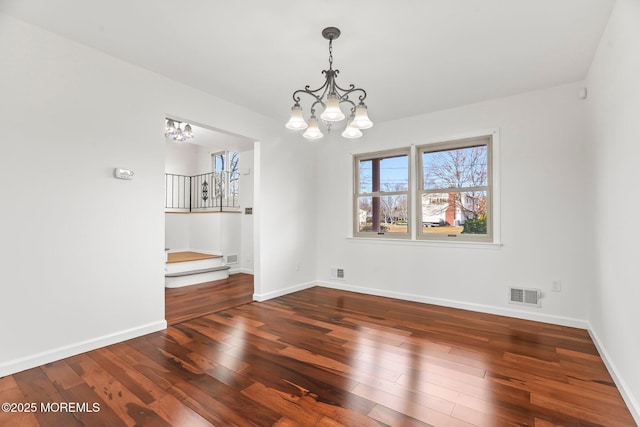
left=346, top=236, right=503, bottom=250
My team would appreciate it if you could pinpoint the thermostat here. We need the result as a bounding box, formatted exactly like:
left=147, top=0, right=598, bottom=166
left=114, top=168, right=135, bottom=180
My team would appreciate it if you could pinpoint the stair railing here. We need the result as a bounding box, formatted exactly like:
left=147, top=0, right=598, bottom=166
left=165, top=173, right=238, bottom=211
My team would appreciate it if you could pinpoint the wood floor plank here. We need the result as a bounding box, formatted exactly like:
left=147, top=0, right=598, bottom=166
left=67, top=352, right=164, bottom=426
left=1, top=282, right=635, bottom=426
left=166, top=251, right=219, bottom=263
left=12, top=368, right=85, bottom=427
left=39, top=360, right=84, bottom=392
left=165, top=273, right=254, bottom=325
left=97, top=346, right=213, bottom=427
left=0, top=381, right=40, bottom=427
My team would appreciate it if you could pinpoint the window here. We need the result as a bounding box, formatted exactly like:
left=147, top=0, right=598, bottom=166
left=418, top=136, right=492, bottom=242
left=354, top=148, right=410, bottom=238
left=212, top=150, right=240, bottom=207
left=352, top=133, right=495, bottom=243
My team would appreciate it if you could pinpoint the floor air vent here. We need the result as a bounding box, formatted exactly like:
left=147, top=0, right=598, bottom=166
left=225, top=254, right=239, bottom=264
left=509, top=287, right=541, bottom=307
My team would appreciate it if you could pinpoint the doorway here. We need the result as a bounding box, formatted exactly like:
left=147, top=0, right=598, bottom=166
left=163, top=117, right=255, bottom=322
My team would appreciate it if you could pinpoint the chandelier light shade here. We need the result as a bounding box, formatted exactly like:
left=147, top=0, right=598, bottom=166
left=285, top=104, right=308, bottom=130
left=341, top=114, right=363, bottom=139
left=320, top=94, right=346, bottom=122
left=164, top=118, right=194, bottom=142
left=286, top=27, right=372, bottom=140
left=352, top=103, right=373, bottom=129
left=303, top=114, right=323, bottom=140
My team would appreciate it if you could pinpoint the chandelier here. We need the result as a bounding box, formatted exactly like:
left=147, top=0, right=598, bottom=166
left=164, top=119, right=194, bottom=142
left=285, top=27, right=373, bottom=140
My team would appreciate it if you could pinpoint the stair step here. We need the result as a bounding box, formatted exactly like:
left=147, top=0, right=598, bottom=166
left=167, top=251, right=222, bottom=263
left=165, top=265, right=230, bottom=278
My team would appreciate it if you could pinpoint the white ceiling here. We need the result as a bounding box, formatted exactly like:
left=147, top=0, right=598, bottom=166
left=0, top=0, right=615, bottom=128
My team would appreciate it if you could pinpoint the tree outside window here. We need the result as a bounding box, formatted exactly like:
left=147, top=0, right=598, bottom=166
left=212, top=151, right=240, bottom=208
left=354, top=149, right=410, bottom=237
left=418, top=137, right=492, bottom=241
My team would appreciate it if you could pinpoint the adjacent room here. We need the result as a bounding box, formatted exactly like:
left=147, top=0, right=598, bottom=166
left=0, top=0, right=638, bottom=425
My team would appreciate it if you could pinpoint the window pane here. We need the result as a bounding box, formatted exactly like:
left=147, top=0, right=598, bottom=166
left=421, top=191, right=488, bottom=235
left=359, top=160, right=373, bottom=193
left=214, top=154, right=225, bottom=172
left=357, top=195, right=408, bottom=234
left=229, top=151, right=239, bottom=202
left=380, top=155, right=408, bottom=191
left=359, top=154, right=409, bottom=193
left=422, top=145, right=487, bottom=190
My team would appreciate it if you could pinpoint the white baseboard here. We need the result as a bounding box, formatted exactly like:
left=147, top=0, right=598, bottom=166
left=253, top=281, right=316, bottom=302
left=317, top=280, right=589, bottom=329
left=0, top=320, right=167, bottom=378
left=588, top=325, right=640, bottom=425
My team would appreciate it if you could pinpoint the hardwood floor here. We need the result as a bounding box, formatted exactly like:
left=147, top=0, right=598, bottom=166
left=165, top=273, right=254, bottom=325
left=1, top=286, right=635, bottom=426
left=166, top=252, right=222, bottom=264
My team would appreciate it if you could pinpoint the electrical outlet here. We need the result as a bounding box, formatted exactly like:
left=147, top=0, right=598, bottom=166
left=552, top=279, right=562, bottom=292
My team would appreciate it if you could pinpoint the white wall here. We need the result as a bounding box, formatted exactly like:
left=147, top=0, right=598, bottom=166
left=188, top=213, right=240, bottom=259
left=0, top=13, right=283, bottom=376
left=165, top=139, right=199, bottom=176
left=316, top=82, right=591, bottom=326
left=239, top=150, right=255, bottom=273
left=253, top=133, right=319, bottom=300
left=586, top=0, right=640, bottom=420
left=165, top=213, right=242, bottom=271
left=164, top=214, right=191, bottom=250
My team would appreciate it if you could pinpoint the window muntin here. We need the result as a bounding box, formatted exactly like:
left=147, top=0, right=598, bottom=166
left=354, top=149, right=410, bottom=237
left=418, top=137, right=492, bottom=241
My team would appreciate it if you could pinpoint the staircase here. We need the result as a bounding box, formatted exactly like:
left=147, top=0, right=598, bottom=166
left=165, top=251, right=230, bottom=288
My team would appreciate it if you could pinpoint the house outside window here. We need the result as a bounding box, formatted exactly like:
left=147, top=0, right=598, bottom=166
left=353, top=148, right=410, bottom=238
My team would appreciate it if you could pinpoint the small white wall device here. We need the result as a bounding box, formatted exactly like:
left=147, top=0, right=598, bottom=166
left=114, top=168, right=135, bottom=180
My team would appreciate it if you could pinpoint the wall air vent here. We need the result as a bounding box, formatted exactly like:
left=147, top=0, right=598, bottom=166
left=509, top=287, right=541, bottom=307
left=331, top=267, right=345, bottom=280
left=225, top=254, right=239, bottom=265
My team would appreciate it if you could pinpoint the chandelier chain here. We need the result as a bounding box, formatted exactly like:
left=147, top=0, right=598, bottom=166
left=328, top=39, right=333, bottom=70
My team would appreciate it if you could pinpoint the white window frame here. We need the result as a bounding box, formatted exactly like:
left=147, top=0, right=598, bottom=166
left=417, top=135, right=493, bottom=243
left=353, top=147, right=411, bottom=239
left=211, top=150, right=239, bottom=205
left=350, top=130, right=500, bottom=247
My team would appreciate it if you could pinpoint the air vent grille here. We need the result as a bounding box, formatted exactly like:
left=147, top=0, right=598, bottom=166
left=225, top=254, right=239, bottom=265
left=331, top=267, right=345, bottom=280
left=509, top=287, right=541, bottom=307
